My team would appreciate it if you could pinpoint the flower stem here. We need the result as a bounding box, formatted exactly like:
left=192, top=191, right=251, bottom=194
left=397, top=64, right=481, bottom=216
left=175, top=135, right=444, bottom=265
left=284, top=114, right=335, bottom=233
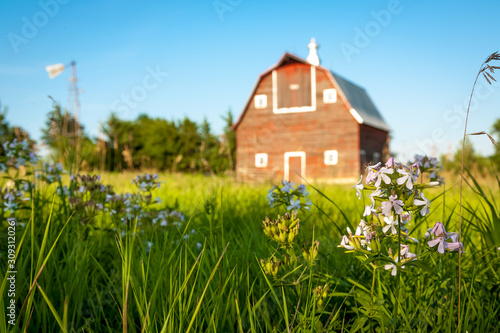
left=370, top=261, right=376, bottom=319
left=393, top=215, right=402, bottom=329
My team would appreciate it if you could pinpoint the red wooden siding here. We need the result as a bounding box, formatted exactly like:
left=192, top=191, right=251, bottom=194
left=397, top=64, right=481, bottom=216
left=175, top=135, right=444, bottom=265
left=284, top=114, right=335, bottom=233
left=359, top=124, right=389, bottom=168
left=235, top=63, right=362, bottom=182
left=277, top=64, right=312, bottom=108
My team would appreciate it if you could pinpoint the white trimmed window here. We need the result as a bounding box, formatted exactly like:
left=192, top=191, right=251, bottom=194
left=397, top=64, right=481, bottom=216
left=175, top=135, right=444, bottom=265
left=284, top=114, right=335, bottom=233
left=255, top=153, right=268, bottom=168
left=323, top=89, right=337, bottom=104
left=324, top=150, right=338, bottom=165
left=254, top=95, right=267, bottom=109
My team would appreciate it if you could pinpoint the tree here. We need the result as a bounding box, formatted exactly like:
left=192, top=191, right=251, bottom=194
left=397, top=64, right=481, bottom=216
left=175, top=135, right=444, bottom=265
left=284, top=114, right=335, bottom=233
left=221, top=109, right=236, bottom=171
left=100, top=111, right=236, bottom=174
left=490, top=118, right=500, bottom=171
left=41, top=99, right=97, bottom=171
left=444, top=140, right=490, bottom=176
left=131, top=114, right=178, bottom=170
left=102, top=112, right=133, bottom=171
left=0, top=101, right=34, bottom=157
left=199, top=118, right=216, bottom=174
left=176, top=117, right=202, bottom=172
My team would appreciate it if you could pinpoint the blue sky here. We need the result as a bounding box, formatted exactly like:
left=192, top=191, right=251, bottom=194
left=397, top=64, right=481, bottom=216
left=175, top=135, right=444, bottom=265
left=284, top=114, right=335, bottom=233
left=1, top=0, right=499, bottom=161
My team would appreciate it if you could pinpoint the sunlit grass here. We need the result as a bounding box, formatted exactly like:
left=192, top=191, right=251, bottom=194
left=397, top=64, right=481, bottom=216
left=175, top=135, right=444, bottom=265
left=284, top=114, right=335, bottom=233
left=0, top=170, right=499, bottom=332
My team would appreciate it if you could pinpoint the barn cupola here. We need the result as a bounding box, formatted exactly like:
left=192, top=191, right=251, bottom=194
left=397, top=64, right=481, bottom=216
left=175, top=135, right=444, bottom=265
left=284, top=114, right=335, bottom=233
left=306, top=38, right=320, bottom=66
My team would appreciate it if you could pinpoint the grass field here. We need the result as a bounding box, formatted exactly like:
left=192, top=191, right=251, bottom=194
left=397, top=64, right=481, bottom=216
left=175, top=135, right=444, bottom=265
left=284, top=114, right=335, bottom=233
left=1, top=167, right=499, bottom=332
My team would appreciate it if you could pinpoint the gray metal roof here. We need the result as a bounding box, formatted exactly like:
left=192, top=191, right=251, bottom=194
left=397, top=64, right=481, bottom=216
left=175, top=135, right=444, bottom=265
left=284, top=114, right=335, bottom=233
left=331, top=72, right=391, bottom=132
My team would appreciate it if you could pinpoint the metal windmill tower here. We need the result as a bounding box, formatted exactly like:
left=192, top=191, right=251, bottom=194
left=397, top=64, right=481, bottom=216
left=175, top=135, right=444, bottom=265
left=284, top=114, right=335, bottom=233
left=45, top=61, right=81, bottom=172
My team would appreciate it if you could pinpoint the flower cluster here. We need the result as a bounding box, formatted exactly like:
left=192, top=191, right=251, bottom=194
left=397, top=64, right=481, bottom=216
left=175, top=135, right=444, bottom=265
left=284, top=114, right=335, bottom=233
left=105, top=192, right=163, bottom=226
left=383, top=246, right=417, bottom=276
left=260, top=256, right=281, bottom=279
left=302, top=240, right=319, bottom=265
left=64, top=174, right=119, bottom=224
left=151, top=209, right=184, bottom=228
left=260, top=182, right=316, bottom=280
left=1, top=149, right=188, bottom=242
left=57, top=172, right=183, bottom=229
left=37, top=162, right=64, bottom=184
left=426, top=221, right=463, bottom=254
left=312, top=284, right=329, bottom=308
left=104, top=192, right=185, bottom=231
left=105, top=193, right=128, bottom=216
left=413, top=155, right=444, bottom=184
left=1, top=186, right=27, bottom=217
left=118, top=193, right=144, bottom=223
left=262, top=212, right=300, bottom=247
left=67, top=174, right=110, bottom=224
left=1, top=139, right=37, bottom=170
left=132, top=173, right=162, bottom=192
left=267, top=180, right=312, bottom=212
left=339, top=156, right=462, bottom=276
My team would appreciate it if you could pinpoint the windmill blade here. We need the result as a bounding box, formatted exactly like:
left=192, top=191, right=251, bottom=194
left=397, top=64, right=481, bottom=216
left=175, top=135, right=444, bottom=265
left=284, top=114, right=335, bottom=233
left=45, top=63, right=65, bottom=79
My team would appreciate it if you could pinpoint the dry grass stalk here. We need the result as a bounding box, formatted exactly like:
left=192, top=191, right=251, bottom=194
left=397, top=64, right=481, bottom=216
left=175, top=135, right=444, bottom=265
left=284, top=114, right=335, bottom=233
left=458, top=51, right=499, bottom=331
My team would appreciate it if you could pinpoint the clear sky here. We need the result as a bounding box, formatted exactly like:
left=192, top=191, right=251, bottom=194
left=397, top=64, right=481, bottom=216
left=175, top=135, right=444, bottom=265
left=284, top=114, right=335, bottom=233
left=1, top=0, right=499, bottom=162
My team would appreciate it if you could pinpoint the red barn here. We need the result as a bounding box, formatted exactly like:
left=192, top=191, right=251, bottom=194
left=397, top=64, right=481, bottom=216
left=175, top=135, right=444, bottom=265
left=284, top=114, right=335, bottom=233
left=232, top=39, right=390, bottom=183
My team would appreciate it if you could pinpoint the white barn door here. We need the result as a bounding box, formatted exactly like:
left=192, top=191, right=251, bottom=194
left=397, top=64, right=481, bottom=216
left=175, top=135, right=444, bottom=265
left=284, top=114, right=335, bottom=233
left=284, top=152, right=306, bottom=183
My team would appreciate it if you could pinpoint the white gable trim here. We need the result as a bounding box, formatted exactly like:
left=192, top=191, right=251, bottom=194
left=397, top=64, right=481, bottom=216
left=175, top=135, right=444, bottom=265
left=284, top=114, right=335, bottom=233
left=349, top=108, right=364, bottom=124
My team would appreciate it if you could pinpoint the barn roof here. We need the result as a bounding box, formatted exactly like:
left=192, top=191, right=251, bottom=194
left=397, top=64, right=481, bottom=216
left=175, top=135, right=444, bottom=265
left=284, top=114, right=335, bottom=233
left=330, top=72, right=391, bottom=132
left=232, top=53, right=391, bottom=132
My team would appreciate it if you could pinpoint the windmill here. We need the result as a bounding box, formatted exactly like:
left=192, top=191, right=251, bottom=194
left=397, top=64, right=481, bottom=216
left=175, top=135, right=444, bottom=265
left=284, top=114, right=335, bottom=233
left=45, top=61, right=82, bottom=171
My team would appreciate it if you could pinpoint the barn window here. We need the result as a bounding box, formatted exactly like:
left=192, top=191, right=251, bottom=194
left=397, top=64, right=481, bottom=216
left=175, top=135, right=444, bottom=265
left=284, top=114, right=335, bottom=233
left=323, top=89, right=337, bottom=104
left=272, top=64, right=316, bottom=113
left=324, top=150, right=338, bottom=165
left=255, top=153, right=268, bottom=168
left=360, top=150, right=366, bottom=165
left=254, top=95, right=267, bottom=109
left=373, top=152, right=381, bottom=163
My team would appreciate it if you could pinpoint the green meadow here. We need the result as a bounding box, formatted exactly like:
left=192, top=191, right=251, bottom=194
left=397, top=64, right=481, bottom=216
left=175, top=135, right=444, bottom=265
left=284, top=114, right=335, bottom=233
left=1, top=170, right=499, bottom=332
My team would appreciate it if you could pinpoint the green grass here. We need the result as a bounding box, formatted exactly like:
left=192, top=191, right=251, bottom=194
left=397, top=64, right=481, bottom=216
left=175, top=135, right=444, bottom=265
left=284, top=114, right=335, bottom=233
left=1, top=171, right=499, bottom=332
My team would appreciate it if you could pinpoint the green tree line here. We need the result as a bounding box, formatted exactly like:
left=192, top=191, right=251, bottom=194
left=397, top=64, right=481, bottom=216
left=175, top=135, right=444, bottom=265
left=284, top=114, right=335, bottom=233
left=442, top=118, right=500, bottom=176
left=39, top=101, right=236, bottom=173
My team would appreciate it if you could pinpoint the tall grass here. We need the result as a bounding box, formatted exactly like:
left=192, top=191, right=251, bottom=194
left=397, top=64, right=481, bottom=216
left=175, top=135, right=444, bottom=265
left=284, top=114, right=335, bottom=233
left=0, top=172, right=499, bottom=332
